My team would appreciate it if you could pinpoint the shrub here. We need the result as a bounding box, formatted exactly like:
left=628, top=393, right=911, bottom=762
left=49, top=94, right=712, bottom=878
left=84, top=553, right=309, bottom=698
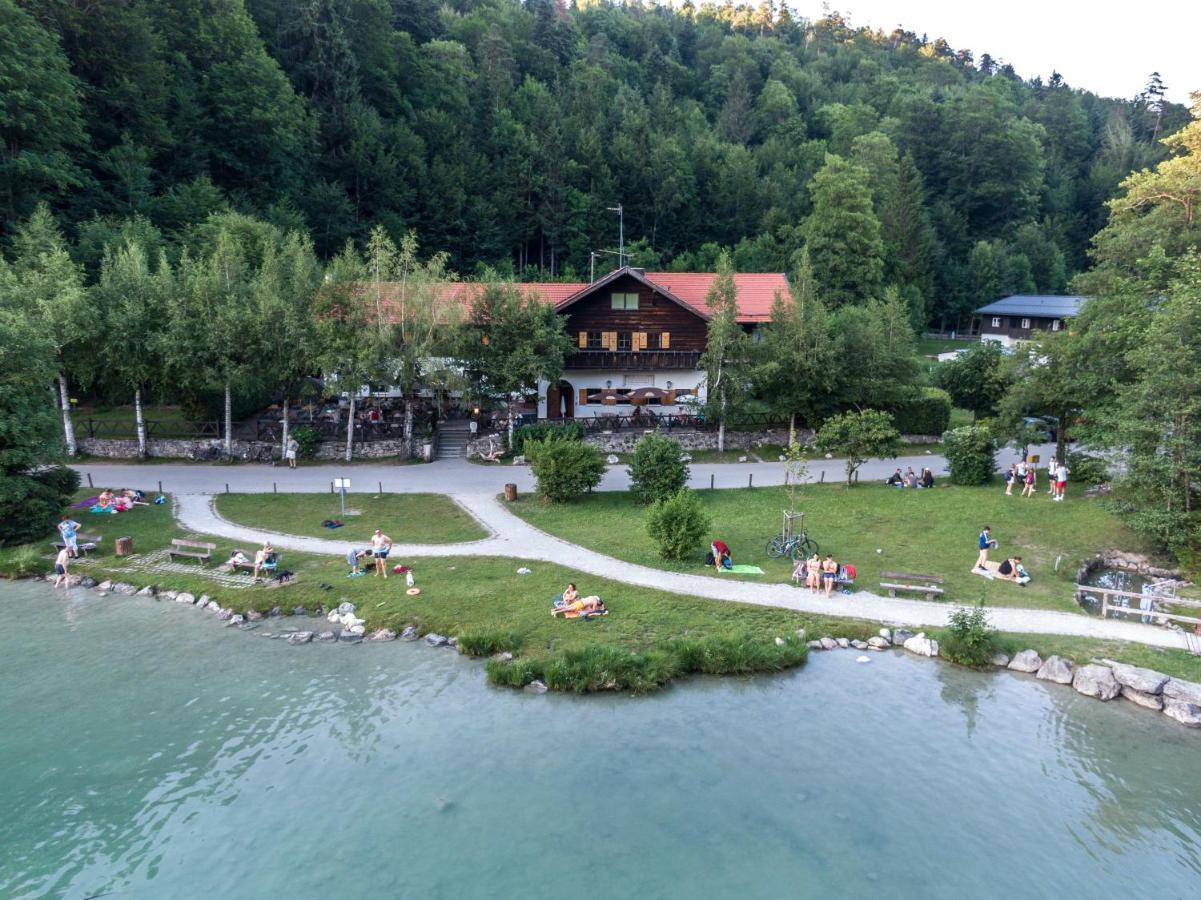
left=457, top=629, right=524, bottom=657
left=510, top=420, right=584, bottom=456
left=628, top=434, right=690, bottom=504
left=291, top=425, right=319, bottom=459
left=525, top=436, right=606, bottom=502
left=485, top=656, right=545, bottom=688
left=645, top=488, right=711, bottom=560
left=0, top=465, right=81, bottom=547
left=942, top=425, right=998, bottom=485
left=888, top=387, right=952, bottom=436
left=542, top=645, right=680, bottom=693
left=814, top=409, right=902, bottom=486
left=0, top=545, right=42, bottom=577
left=1065, top=450, right=1108, bottom=486
left=937, top=603, right=1001, bottom=668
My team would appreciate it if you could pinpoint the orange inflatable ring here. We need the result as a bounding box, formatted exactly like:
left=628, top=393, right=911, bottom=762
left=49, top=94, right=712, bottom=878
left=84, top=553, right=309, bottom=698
left=406, top=587, right=421, bottom=596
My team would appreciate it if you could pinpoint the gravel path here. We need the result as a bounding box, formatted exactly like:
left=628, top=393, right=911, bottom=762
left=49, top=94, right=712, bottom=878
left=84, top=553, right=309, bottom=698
left=174, top=492, right=1192, bottom=652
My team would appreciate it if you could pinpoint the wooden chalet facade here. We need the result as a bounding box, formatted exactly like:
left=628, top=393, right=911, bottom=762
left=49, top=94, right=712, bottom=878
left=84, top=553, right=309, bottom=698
left=975, top=295, right=1085, bottom=347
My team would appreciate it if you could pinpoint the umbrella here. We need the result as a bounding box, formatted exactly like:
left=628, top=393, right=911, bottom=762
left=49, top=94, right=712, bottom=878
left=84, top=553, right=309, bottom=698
left=627, top=387, right=667, bottom=404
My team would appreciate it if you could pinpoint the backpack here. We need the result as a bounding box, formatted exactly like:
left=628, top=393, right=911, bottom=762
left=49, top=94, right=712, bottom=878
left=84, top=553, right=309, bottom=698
left=844, top=563, right=857, bottom=581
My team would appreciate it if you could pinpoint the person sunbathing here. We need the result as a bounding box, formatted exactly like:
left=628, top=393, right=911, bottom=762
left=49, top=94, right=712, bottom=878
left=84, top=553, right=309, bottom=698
left=552, top=593, right=604, bottom=616
left=98, top=489, right=114, bottom=510
left=121, top=488, right=149, bottom=506
left=996, top=557, right=1025, bottom=582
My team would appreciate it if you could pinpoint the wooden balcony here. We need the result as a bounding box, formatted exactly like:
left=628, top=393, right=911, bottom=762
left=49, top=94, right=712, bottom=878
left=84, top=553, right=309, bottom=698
left=564, top=350, right=702, bottom=370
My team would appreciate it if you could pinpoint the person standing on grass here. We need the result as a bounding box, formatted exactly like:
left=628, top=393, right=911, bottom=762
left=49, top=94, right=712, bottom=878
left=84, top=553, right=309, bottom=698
left=976, top=527, right=996, bottom=569
left=57, top=515, right=81, bottom=557
left=1004, top=464, right=1017, bottom=495
left=286, top=436, right=299, bottom=469
left=1054, top=461, right=1069, bottom=501
left=53, top=546, right=71, bottom=588
left=370, top=529, right=393, bottom=578
left=1046, top=456, right=1058, bottom=494
left=1021, top=465, right=1036, bottom=498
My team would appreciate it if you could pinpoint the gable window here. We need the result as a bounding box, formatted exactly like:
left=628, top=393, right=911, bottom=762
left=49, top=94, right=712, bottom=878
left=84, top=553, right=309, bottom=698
left=586, top=331, right=603, bottom=350
left=611, top=292, right=639, bottom=310
left=1051, top=319, right=1061, bottom=332
left=1021, top=318, right=1031, bottom=329
left=617, top=331, right=633, bottom=351
left=991, top=317, right=1002, bottom=328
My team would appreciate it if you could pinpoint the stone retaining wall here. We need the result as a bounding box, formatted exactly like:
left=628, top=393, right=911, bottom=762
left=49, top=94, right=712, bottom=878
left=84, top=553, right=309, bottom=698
left=78, top=436, right=416, bottom=461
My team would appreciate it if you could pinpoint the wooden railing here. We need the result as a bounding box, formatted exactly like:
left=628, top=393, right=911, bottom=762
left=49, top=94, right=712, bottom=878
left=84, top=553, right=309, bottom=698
left=1076, top=584, right=1201, bottom=627
left=565, top=350, right=702, bottom=370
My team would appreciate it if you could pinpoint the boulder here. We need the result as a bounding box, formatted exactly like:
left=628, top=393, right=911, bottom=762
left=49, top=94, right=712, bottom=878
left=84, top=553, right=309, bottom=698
left=293, top=606, right=308, bottom=617
left=988, top=652, right=1011, bottom=667
left=327, top=611, right=341, bottom=624
left=795, top=628, right=806, bottom=639
left=368, top=629, right=397, bottom=642
left=1162, top=678, right=1201, bottom=706
left=807, top=640, right=823, bottom=650
left=348, top=624, right=365, bottom=635
left=1007, top=650, right=1042, bottom=673
left=112, top=582, right=138, bottom=595
left=1163, top=699, right=1201, bottom=728
left=891, top=628, right=915, bottom=646
left=1072, top=664, right=1120, bottom=700
left=97, top=580, right=113, bottom=592
left=195, top=594, right=209, bottom=606
left=425, top=633, right=449, bottom=647
left=856, top=656, right=871, bottom=664
left=216, top=608, right=233, bottom=621
left=850, top=640, right=869, bottom=650
left=866, top=636, right=890, bottom=650
left=877, top=628, right=892, bottom=642
left=134, top=583, right=153, bottom=596
left=286, top=631, right=313, bottom=645
left=902, top=633, right=939, bottom=657
left=1120, top=686, right=1163, bottom=711
left=819, top=637, right=837, bottom=650
left=206, top=600, right=221, bottom=612
left=1107, top=663, right=1169, bottom=696
left=495, top=651, right=514, bottom=662
left=316, top=631, right=336, bottom=642
left=338, top=631, right=364, bottom=643
left=268, top=606, right=282, bottom=618
left=775, top=637, right=786, bottom=646
left=524, top=680, right=548, bottom=694
left=835, top=638, right=850, bottom=649
left=516, top=567, right=532, bottom=575
left=1036, top=655, right=1075, bottom=684
left=160, top=590, right=178, bottom=601
left=229, top=614, right=245, bottom=626
left=448, top=637, right=458, bottom=648
left=78, top=577, right=97, bottom=589
left=177, top=592, right=195, bottom=605
left=400, top=626, right=419, bottom=641
left=337, top=601, right=356, bottom=615
left=246, top=609, right=263, bottom=621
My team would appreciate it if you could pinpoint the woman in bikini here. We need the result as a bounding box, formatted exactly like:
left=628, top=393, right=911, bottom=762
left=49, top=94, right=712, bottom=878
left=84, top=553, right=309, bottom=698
left=805, top=552, right=822, bottom=592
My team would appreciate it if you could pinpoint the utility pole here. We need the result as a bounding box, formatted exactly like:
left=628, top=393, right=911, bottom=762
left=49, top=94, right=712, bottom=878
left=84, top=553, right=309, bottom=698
left=590, top=251, right=597, bottom=282
left=607, top=204, right=624, bottom=267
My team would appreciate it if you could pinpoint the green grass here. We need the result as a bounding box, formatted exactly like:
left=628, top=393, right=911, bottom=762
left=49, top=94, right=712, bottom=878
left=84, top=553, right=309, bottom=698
left=73, top=404, right=196, bottom=436
left=214, top=492, right=486, bottom=544
left=4, top=490, right=1199, bottom=688
left=917, top=338, right=977, bottom=357
left=506, top=482, right=1163, bottom=614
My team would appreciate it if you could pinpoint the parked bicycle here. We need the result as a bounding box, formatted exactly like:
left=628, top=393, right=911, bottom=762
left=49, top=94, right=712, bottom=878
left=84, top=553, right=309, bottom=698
left=765, top=512, right=818, bottom=561
left=189, top=445, right=231, bottom=462
left=243, top=445, right=276, bottom=465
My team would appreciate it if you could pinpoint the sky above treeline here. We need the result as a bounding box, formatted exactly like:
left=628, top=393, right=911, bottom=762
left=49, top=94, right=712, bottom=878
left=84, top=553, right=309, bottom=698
left=788, top=1, right=1199, bottom=104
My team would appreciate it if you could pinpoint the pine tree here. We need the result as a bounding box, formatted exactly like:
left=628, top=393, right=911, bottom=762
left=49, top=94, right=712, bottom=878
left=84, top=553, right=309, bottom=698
left=803, top=154, right=884, bottom=307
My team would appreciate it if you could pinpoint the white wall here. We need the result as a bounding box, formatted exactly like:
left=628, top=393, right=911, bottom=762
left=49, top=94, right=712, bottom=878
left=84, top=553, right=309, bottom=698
left=538, top=369, right=706, bottom=418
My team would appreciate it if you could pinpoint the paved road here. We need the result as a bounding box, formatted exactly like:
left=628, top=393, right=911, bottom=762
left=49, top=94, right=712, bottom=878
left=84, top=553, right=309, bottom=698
left=174, top=489, right=1191, bottom=652
left=74, top=442, right=1057, bottom=496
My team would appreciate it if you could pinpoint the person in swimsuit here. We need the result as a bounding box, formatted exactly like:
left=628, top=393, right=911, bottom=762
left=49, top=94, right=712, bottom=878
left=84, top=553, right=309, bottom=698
left=53, top=546, right=71, bottom=588
left=1021, top=466, right=1036, bottom=497
left=821, top=555, right=839, bottom=597
left=805, top=552, right=821, bottom=592
left=552, top=594, right=604, bottom=616
left=253, top=543, right=274, bottom=582
left=370, top=530, right=393, bottom=578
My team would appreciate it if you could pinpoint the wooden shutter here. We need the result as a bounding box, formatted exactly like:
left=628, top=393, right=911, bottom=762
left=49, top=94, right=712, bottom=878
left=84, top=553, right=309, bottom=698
left=578, top=331, right=587, bottom=349
left=634, top=331, right=646, bottom=351
left=666, top=389, right=676, bottom=404
left=578, top=388, right=588, bottom=406
left=661, top=331, right=670, bottom=349
left=604, top=331, right=617, bottom=350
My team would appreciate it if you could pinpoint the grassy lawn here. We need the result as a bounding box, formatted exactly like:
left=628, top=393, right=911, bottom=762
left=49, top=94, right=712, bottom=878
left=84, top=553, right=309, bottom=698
left=917, top=338, right=977, bottom=357
left=506, top=482, right=1162, bottom=614
left=3, top=491, right=1200, bottom=687
left=214, top=492, right=486, bottom=544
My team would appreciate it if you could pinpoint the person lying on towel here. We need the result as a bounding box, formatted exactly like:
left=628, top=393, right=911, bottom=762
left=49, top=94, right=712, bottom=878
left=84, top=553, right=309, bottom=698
left=973, top=557, right=1031, bottom=585
left=552, top=583, right=606, bottom=617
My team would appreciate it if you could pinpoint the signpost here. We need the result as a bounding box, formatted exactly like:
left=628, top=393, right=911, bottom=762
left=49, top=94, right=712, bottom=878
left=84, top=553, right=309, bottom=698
left=334, top=477, right=350, bottom=516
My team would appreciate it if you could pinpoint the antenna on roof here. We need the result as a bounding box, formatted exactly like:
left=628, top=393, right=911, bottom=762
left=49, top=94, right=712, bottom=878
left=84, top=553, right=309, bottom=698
left=606, top=204, right=624, bottom=268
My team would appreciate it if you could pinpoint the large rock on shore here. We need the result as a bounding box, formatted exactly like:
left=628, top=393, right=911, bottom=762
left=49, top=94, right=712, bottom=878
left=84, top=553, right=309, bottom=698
left=1120, top=686, right=1163, bottom=711
left=368, top=629, right=397, bottom=642
left=1109, top=663, right=1170, bottom=696
left=902, top=633, right=938, bottom=657
left=1072, top=664, right=1120, bottom=700
left=78, top=577, right=97, bottom=589
left=989, top=652, right=1011, bottom=667
left=400, top=626, right=419, bottom=641
left=819, top=637, right=837, bottom=650
left=246, top=609, right=263, bottom=621
left=1036, top=656, right=1074, bottom=684
left=891, top=628, right=915, bottom=646
left=1162, top=679, right=1201, bottom=727
left=866, top=636, right=890, bottom=650
left=112, top=582, right=137, bottom=595
left=1008, top=650, right=1042, bottom=673
left=286, top=631, right=313, bottom=645
left=175, top=592, right=194, bottom=604
left=425, top=633, right=449, bottom=647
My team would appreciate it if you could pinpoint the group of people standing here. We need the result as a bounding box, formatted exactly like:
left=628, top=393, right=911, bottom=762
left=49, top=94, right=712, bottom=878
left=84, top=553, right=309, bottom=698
left=1004, top=456, right=1070, bottom=501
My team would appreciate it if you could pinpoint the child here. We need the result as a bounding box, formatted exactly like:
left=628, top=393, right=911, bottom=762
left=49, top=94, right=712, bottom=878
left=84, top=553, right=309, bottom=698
left=346, top=548, right=368, bottom=576
left=1054, top=461, right=1070, bottom=501
left=53, top=546, right=71, bottom=588
left=57, top=515, right=81, bottom=558
left=1004, top=465, right=1016, bottom=495
left=976, top=527, right=996, bottom=569
left=1021, top=465, right=1036, bottom=497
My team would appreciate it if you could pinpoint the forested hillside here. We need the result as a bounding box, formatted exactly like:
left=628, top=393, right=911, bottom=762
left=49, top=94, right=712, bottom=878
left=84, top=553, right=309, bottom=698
left=1, top=0, right=1188, bottom=326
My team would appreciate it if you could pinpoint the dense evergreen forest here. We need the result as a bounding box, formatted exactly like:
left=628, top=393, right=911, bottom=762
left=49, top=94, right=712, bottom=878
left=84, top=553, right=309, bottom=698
left=0, top=0, right=1189, bottom=327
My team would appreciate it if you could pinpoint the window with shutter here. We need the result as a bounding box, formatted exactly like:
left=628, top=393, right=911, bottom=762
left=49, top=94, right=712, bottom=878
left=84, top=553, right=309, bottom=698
left=661, top=332, right=671, bottom=349
left=604, top=331, right=617, bottom=350
left=578, top=331, right=587, bottom=349
left=578, top=388, right=588, bottom=406
left=634, top=332, right=646, bottom=351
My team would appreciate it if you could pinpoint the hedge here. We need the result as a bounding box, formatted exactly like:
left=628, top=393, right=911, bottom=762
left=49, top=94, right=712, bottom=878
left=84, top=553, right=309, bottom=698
left=510, top=420, right=584, bottom=456
left=889, top=387, right=952, bottom=436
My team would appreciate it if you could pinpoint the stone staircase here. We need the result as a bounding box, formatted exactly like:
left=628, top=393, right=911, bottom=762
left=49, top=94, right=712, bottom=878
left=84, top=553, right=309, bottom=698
left=436, top=420, right=473, bottom=460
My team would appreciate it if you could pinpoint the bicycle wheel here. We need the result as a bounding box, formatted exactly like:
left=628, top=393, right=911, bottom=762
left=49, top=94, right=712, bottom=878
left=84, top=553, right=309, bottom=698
left=790, top=536, right=819, bottom=561
left=765, top=535, right=787, bottom=558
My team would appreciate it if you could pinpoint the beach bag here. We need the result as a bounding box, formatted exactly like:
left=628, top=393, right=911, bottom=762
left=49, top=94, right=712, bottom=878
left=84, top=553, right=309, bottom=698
left=844, top=563, right=857, bottom=581
left=721, top=556, right=733, bottom=569
left=704, top=551, right=715, bottom=566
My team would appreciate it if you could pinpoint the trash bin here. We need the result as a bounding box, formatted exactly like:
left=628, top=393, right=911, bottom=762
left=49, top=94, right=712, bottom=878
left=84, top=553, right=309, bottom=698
left=504, top=483, right=517, bottom=502
left=115, top=536, right=134, bottom=556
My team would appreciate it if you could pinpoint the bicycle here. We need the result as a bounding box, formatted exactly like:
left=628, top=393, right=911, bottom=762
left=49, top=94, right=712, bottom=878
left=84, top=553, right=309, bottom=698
left=243, top=445, right=277, bottom=465
left=189, top=444, right=230, bottom=462
left=765, top=529, right=818, bottom=561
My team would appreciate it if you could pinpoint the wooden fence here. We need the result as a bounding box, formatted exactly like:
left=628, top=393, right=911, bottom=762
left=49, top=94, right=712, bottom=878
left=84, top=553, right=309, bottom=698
left=1076, top=584, right=1201, bottom=628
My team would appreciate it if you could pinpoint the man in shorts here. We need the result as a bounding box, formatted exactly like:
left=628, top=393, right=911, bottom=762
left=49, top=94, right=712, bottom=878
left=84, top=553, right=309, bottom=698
left=346, top=548, right=368, bottom=576
left=57, top=515, right=81, bottom=558
left=285, top=436, right=299, bottom=469
left=1054, top=462, right=1069, bottom=501
left=53, top=546, right=71, bottom=588
left=370, top=529, right=393, bottom=578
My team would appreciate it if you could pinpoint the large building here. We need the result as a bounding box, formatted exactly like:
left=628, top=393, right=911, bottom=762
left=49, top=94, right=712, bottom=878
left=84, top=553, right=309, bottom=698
left=975, top=295, right=1086, bottom=347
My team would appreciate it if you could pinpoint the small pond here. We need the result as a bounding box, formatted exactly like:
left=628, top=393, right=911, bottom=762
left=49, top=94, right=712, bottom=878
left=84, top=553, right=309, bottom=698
left=1076, top=565, right=1154, bottom=616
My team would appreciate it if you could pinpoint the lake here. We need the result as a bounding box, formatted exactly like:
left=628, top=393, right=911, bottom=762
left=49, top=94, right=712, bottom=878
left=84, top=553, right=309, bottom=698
left=2, top=580, right=1199, bottom=899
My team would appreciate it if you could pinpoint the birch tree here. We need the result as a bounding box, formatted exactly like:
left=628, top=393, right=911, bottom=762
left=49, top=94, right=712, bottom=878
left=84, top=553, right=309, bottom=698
left=699, top=251, right=751, bottom=453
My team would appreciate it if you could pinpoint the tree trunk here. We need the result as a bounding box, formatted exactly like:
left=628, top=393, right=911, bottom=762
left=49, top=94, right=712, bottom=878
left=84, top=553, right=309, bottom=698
left=224, top=381, right=233, bottom=456
left=134, top=387, right=147, bottom=458
left=280, top=395, right=290, bottom=463
left=1056, top=409, right=1067, bottom=464
left=717, top=386, right=726, bottom=453
left=788, top=412, right=796, bottom=449
left=58, top=373, right=76, bottom=457
left=508, top=397, right=516, bottom=450
left=403, top=393, right=414, bottom=458
left=345, top=394, right=356, bottom=462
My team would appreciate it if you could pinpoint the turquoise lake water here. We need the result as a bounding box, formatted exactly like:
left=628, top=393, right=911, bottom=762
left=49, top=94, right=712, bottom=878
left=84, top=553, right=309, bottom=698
left=3, top=580, right=1200, bottom=899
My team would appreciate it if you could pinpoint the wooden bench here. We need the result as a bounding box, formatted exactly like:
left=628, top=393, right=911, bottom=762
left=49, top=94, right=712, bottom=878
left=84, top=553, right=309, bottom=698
left=880, top=571, right=946, bottom=602
left=169, top=539, right=216, bottom=563
left=53, top=534, right=102, bottom=556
